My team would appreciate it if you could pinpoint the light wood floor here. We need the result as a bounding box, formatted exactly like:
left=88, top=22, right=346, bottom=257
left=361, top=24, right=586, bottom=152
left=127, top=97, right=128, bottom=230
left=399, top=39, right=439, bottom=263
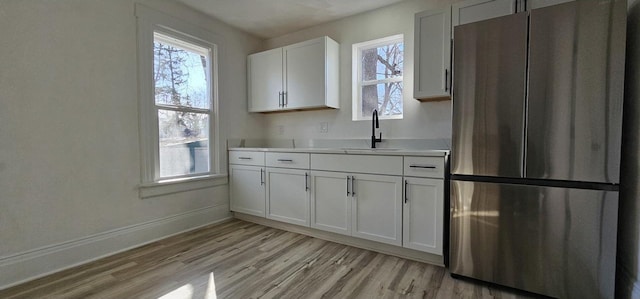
left=0, top=219, right=539, bottom=299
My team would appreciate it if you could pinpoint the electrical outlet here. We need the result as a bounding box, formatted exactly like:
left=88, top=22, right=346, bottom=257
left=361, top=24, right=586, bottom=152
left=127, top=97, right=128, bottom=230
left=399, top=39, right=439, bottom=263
left=277, top=125, right=284, bottom=135
left=319, top=122, right=329, bottom=133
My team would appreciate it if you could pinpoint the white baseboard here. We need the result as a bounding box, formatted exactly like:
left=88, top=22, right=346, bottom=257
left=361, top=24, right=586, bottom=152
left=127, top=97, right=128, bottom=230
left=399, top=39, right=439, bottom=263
left=235, top=212, right=444, bottom=267
left=617, top=262, right=640, bottom=299
left=0, top=204, right=231, bottom=290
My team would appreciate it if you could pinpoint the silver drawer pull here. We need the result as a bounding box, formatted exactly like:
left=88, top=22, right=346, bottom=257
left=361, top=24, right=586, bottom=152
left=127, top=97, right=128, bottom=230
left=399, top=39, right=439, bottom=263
left=410, top=165, right=436, bottom=169
left=277, top=159, right=293, bottom=162
left=238, top=157, right=253, bottom=160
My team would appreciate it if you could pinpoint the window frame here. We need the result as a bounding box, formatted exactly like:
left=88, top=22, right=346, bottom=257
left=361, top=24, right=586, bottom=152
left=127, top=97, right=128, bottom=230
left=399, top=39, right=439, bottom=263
left=136, top=4, right=224, bottom=198
left=153, top=31, right=214, bottom=180
left=351, top=34, right=405, bottom=121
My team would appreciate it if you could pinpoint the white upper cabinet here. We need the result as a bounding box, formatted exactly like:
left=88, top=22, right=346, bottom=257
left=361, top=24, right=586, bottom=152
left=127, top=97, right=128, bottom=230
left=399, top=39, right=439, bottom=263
left=248, top=36, right=339, bottom=112
left=413, top=7, right=452, bottom=101
left=452, top=0, right=516, bottom=27
left=247, top=48, right=283, bottom=112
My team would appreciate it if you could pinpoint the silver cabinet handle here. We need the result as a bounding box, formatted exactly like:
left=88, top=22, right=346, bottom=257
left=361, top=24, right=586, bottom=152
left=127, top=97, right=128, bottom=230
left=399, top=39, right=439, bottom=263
left=284, top=92, right=288, bottom=107
left=238, top=157, right=252, bottom=160
left=277, top=159, right=293, bottom=162
left=260, top=168, right=264, bottom=185
left=404, top=180, right=408, bottom=203
left=305, top=172, right=309, bottom=191
left=409, top=165, right=436, bottom=169
left=278, top=92, right=283, bottom=107
left=347, top=176, right=351, bottom=196
left=351, top=176, right=356, bottom=196
left=444, top=69, right=449, bottom=92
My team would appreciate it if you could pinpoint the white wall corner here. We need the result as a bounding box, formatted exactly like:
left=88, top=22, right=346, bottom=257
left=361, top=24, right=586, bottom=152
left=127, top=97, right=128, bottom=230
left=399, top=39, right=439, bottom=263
left=0, top=205, right=231, bottom=290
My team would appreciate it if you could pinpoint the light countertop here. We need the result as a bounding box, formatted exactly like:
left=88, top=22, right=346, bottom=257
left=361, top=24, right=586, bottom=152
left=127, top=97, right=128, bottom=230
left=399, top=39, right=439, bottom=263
left=228, top=147, right=449, bottom=157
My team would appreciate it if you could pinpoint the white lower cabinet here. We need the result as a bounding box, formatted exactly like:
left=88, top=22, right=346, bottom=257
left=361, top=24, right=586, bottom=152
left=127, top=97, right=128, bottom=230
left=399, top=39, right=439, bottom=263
left=266, top=168, right=310, bottom=226
left=310, top=171, right=351, bottom=235
left=310, top=171, right=402, bottom=246
left=230, top=150, right=447, bottom=259
left=402, top=177, right=444, bottom=255
left=230, top=165, right=266, bottom=217
left=351, top=174, right=403, bottom=246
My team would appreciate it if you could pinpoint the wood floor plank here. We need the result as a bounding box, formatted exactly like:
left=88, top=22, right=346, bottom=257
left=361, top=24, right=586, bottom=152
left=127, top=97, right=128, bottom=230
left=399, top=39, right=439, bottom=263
left=0, top=219, right=539, bottom=299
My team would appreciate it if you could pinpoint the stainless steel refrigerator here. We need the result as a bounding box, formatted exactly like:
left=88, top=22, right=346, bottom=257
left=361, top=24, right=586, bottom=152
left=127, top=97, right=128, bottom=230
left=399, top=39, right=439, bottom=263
left=449, top=1, right=626, bottom=298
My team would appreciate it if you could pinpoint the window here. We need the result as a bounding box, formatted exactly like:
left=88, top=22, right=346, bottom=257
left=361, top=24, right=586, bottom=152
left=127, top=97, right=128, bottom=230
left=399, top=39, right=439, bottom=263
left=154, top=33, right=212, bottom=178
left=136, top=5, right=223, bottom=197
left=352, top=34, right=404, bottom=121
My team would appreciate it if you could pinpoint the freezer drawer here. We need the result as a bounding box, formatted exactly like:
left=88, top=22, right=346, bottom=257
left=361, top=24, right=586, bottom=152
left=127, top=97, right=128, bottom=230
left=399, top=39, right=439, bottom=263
left=450, top=180, right=618, bottom=299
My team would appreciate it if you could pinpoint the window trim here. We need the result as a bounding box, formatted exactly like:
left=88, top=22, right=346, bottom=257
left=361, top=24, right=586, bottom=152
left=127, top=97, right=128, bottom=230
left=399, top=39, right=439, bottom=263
left=135, top=4, right=222, bottom=196
left=351, top=34, right=404, bottom=121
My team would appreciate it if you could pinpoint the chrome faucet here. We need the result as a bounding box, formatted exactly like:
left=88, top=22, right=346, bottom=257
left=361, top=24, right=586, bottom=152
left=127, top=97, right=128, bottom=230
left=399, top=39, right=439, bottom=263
left=371, top=109, right=382, bottom=148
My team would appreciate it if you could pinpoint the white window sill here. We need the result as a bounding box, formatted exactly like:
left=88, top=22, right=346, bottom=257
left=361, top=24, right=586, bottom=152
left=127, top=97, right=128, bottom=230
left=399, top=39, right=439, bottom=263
left=139, top=174, right=228, bottom=199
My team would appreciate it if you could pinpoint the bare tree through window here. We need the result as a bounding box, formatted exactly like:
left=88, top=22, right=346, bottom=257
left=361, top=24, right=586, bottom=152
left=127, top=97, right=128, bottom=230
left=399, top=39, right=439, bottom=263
left=153, top=33, right=212, bottom=178
left=355, top=36, right=404, bottom=120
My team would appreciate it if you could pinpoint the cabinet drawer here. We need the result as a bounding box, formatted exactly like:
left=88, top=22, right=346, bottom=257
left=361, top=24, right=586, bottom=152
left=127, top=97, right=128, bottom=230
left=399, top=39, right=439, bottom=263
left=311, top=154, right=402, bottom=175
left=266, top=152, right=310, bottom=169
left=404, top=156, right=445, bottom=178
left=229, top=151, right=265, bottom=166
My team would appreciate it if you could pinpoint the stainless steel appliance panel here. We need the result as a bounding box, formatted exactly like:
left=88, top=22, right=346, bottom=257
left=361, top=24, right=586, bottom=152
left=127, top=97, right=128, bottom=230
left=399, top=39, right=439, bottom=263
left=526, top=0, right=626, bottom=184
left=450, top=180, right=618, bottom=299
left=451, top=13, right=528, bottom=178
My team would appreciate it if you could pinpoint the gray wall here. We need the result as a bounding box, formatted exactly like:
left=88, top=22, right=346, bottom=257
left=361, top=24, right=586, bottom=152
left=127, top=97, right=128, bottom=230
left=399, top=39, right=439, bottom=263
left=0, top=0, right=264, bottom=287
left=618, top=0, right=640, bottom=297
left=260, top=0, right=454, bottom=140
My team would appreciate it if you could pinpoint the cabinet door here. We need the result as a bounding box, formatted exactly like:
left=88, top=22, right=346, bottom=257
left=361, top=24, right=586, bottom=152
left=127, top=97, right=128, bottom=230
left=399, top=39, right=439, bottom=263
left=414, top=7, right=452, bottom=100
left=351, top=174, right=403, bottom=246
left=266, top=168, right=310, bottom=226
left=248, top=48, right=283, bottom=112
left=230, top=165, right=265, bottom=217
left=452, top=0, right=516, bottom=27
left=403, top=177, right=444, bottom=255
left=284, top=38, right=325, bottom=110
left=310, top=171, right=351, bottom=235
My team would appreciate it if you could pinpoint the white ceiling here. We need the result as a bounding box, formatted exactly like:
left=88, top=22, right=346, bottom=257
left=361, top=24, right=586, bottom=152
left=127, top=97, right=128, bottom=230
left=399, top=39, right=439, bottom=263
left=176, top=0, right=408, bottom=39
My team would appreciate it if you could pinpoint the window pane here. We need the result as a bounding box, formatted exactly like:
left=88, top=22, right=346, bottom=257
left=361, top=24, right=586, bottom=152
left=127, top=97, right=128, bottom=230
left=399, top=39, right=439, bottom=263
left=361, top=82, right=403, bottom=117
left=361, top=42, right=404, bottom=81
left=154, top=39, right=210, bottom=109
left=158, top=109, right=210, bottom=177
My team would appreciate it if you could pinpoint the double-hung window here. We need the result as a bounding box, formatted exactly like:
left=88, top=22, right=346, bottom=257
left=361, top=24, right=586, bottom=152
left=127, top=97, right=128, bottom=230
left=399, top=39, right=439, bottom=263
left=352, top=34, right=404, bottom=121
left=153, top=32, right=212, bottom=178
left=136, top=5, right=221, bottom=196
